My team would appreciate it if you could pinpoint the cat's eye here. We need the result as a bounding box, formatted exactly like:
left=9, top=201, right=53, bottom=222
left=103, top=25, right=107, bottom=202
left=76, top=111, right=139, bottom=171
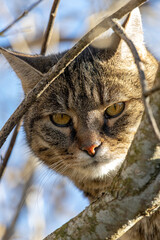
left=105, top=102, right=125, bottom=118
left=50, top=114, right=72, bottom=127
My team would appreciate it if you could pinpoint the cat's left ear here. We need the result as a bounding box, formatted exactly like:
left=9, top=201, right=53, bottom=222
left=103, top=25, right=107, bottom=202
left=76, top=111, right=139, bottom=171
left=0, top=47, right=43, bottom=94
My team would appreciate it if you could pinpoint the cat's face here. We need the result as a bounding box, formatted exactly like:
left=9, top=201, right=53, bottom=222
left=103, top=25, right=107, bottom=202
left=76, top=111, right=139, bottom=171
left=23, top=48, right=145, bottom=181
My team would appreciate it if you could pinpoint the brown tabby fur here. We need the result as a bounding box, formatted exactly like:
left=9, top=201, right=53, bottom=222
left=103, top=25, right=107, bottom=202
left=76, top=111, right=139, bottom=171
left=0, top=8, right=159, bottom=240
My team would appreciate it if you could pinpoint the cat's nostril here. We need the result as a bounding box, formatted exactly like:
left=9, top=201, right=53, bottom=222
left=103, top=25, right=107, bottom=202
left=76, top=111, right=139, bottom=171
left=81, top=142, right=101, bottom=157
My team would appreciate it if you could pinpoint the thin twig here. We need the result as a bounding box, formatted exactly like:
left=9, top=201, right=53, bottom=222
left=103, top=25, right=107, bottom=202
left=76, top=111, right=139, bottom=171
left=41, top=0, right=61, bottom=55
left=0, top=120, right=22, bottom=180
left=2, top=160, right=35, bottom=240
left=0, top=0, right=43, bottom=36
left=0, top=0, right=147, bottom=148
left=108, top=18, right=160, bottom=141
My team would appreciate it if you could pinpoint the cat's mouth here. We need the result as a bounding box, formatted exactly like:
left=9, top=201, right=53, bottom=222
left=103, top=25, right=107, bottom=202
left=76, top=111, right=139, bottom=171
left=82, top=159, right=110, bottom=169
left=73, top=153, right=126, bottom=179
left=70, top=157, right=123, bottom=180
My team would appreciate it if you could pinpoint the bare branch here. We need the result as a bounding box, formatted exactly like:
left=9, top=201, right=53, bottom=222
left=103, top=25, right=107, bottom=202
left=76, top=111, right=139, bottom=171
left=0, top=120, right=22, bottom=180
left=0, top=0, right=43, bottom=36
left=40, top=0, right=61, bottom=55
left=0, top=0, right=147, bottom=149
left=108, top=18, right=160, bottom=141
left=2, top=159, right=35, bottom=240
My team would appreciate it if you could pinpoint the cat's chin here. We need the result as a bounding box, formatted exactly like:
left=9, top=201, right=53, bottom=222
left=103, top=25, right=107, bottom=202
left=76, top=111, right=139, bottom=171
left=73, top=156, right=125, bottom=180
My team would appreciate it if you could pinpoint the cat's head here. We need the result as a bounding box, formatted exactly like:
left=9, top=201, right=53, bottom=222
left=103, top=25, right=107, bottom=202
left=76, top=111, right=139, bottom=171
left=0, top=8, right=158, bottom=185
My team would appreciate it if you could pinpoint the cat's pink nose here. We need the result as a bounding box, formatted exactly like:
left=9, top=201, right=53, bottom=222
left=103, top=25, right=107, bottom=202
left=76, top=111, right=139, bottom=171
left=82, top=142, right=101, bottom=157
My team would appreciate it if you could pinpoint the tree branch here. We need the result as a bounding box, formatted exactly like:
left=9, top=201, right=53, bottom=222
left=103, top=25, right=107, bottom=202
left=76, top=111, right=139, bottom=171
left=40, top=0, right=61, bottom=55
left=0, top=0, right=44, bottom=36
left=0, top=120, right=22, bottom=180
left=0, top=0, right=147, bottom=148
left=2, top=158, right=35, bottom=240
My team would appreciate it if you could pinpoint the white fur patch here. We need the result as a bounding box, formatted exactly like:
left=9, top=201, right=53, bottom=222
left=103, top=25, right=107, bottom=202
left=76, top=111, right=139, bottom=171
left=75, top=150, right=126, bottom=180
left=87, top=157, right=124, bottom=179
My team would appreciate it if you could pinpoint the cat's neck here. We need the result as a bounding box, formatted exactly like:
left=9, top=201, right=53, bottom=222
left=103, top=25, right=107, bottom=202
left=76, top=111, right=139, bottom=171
left=65, top=167, right=119, bottom=202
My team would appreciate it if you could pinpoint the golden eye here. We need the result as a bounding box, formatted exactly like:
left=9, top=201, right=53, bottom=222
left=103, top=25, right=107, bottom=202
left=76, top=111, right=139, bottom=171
left=105, top=102, right=125, bottom=118
left=50, top=114, right=72, bottom=127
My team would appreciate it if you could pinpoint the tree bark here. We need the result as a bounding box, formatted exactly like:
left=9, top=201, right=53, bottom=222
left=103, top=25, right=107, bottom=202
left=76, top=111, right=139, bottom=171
left=43, top=65, right=160, bottom=240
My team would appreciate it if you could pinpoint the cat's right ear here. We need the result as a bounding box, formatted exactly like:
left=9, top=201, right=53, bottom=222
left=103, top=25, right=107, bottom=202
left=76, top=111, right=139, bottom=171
left=92, top=8, right=146, bottom=60
left=0, top=47, right=43, bottom=94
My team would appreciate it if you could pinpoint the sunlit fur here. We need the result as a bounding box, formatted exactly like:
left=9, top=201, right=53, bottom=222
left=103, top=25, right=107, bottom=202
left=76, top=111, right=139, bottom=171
left=1, top=8, right=159, bottom=240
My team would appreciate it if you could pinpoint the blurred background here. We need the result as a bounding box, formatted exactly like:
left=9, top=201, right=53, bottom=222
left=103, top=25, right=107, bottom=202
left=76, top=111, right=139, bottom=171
left=0, top=0, right=160, bottom=239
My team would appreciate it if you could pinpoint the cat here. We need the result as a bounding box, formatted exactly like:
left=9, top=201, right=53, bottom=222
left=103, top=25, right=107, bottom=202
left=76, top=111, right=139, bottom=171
left=0, top=8, right=159, bottom=240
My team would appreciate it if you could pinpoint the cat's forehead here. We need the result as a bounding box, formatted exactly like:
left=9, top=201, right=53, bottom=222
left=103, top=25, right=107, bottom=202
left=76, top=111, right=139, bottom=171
left=44, top=50, right=141, bottom=113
